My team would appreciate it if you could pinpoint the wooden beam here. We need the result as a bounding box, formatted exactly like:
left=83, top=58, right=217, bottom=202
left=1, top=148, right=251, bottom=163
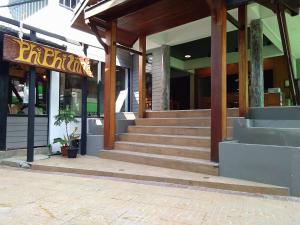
left=116, top=43, right=143, bottom=55
left=208, top=0, right=227, bottom=162
left=104, top=21, right=117, bottom=149
left=238, top=5, right=249, bottom=117
left=138, top=35, right=146, bottom=118
left=276, top=3, right=300, bottom=105
left=227, top=12, right=240, bottom=29
left=87, top=20, right=108, bottom=53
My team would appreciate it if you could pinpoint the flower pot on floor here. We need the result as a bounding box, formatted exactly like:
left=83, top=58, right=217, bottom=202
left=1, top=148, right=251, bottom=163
left=67, top=147, right=78, bottom=158
left=61, top=146, right=69, bottom=157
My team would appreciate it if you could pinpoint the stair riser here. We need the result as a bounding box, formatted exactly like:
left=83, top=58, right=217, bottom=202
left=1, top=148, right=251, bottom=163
left=146, top=109, right=238, bottom=118
left=135, top=118, right=234, bottom=127
left=114, top=142, right=210, bottom=160
left=128, top=126, right=233, bottom=137
left=118, top=135, right=210, bottom=148
left=128, top=126, right=210, bottom=136
left=99, top=151, right=218, bottom=175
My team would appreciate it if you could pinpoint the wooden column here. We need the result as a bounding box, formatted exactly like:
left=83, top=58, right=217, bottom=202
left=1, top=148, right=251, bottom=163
left=104, top=22, right=117, bottom=149
left=138, top=35, right=146, bottom=118
left=250, top=20, right=264, bottom=107
left=0, top=62, right=9, bottom=151
left=209, top=0, right=227, bottom=162
left=238, top=5, right=249, bottom=117
left=276, top=3, right=300, bottom=105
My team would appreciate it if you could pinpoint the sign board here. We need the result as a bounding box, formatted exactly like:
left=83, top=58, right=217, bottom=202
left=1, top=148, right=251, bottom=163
left=2, top=34, right=93, bottom=77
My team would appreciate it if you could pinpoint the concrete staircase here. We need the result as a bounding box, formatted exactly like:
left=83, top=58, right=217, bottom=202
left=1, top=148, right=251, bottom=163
left=99, top=109, right=238, bottom=176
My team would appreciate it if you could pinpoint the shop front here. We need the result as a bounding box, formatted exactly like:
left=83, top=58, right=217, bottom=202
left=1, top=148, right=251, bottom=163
left=0, top=31, right=93, bottom=161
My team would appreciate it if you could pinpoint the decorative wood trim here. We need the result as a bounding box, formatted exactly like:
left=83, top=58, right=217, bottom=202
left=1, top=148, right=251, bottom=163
left=238, top=4, right=249, bottom=117
left=209, top=0, right=227, bottom=162
left=138, top=35, right=146, bottom=118
left=104, top=22, right=117, bottom=149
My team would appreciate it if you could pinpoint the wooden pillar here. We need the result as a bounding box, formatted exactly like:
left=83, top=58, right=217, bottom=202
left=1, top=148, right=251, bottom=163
left=138, top=35, right=146, bottom=118
left=209, top=0, right=227, bottom=162
left=104, top=22, right=117, bottom=149
left=0, top=62, right=9, bottom=151
left=81, top=45, right=88, bottom=155
left=238, top=5, right=249, bottom=117
left=27, top=31, right=37, bottom=162
left=250, top=20, right=264, bottom=107
left=276, top=4, right=300, bottom=105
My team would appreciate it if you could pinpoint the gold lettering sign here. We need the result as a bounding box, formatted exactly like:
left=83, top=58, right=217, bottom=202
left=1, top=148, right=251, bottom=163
left=2, top=34, right=93, bottom=77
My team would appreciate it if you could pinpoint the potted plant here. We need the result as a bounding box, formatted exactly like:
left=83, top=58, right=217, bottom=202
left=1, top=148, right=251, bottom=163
left=53, top=108, right=79, bottom=158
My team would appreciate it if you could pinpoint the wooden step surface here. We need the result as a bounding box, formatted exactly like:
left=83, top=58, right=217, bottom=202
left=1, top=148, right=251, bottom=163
left=99, top=150, right=218, bottom=175
left=114, top=141, right=210, bottom=160
left=118, top=133, right=210, bottom=148
left=146, top=108, right=239, bottom=118
left=135, top=117, right=237, bottom=127
left=128, top=125, right=233, bottom=137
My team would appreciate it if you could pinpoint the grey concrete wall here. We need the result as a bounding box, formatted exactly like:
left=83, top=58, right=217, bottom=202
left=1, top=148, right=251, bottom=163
left=86, top=113, right=136, bottom=156
left=6, top=117, right=48, bottom=149
left=220, top=141, right=300, bottom=196
left=232, top=118, right=300, bottom=146
left=249, top=107, right=300, bottom=120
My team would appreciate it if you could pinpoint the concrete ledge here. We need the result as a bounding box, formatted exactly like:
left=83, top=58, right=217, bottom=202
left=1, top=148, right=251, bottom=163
left=219, top=141, right=300, bottom=196
left=249, top=107, right=300, bottom=120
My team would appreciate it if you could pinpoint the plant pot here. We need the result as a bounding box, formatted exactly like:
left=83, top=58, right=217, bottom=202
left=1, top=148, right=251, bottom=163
left=61, top=146, right=69, bottom=157
left=68, top=147, right=78, bottom=158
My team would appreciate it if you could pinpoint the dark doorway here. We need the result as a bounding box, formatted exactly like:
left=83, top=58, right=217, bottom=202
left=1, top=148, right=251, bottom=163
left=170, top=68, right=190, bottom=110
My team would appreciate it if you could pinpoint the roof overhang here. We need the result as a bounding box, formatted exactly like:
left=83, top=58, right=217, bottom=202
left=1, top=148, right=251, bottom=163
left=71, top=0, right=300, bottom=48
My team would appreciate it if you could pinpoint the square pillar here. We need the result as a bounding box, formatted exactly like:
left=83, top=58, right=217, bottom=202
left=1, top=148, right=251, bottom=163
left=238, top=5, right=249, bottom=117
left=209, top=0, right=227, bottom=162
left=104, top=22, right=117, bottom=149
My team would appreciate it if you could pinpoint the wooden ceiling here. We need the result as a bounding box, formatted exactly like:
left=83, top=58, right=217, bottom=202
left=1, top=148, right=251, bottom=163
left=72, top=0, right=211, bottom=47
left=72, top=0, right=300, bottom=47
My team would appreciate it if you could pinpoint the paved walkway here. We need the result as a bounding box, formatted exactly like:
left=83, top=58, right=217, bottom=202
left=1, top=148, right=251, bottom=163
left=0, top=166, right=299, bottom=225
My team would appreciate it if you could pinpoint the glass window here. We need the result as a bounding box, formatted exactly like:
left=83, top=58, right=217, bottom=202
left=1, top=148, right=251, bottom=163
left=8, top=64, right=49, bottom=116
left=59, top=0, right=80, bottom=9
left=59, top=73, right=82, bottom=117
left=59, top=61, right=99, bottom=117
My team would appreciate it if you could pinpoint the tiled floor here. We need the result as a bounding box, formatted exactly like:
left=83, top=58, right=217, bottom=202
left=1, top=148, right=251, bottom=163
left=0, top=166, right=299, bottom=225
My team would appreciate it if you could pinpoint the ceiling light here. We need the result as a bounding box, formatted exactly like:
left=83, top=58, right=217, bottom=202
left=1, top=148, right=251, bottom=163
left=185, top=55, right=191, bottom=59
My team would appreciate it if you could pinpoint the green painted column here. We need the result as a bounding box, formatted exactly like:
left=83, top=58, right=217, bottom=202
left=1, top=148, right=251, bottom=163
left=250, top=20, right=264, bottom=107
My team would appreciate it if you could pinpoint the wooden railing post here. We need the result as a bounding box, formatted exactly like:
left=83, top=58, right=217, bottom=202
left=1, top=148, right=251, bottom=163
left=238, top=4, right=249, bottom=117
left=138, top=35, right=146, bottom=118
left=207, top=0, right=227, bottom=162
left=104, top=21, right=117, bottom=149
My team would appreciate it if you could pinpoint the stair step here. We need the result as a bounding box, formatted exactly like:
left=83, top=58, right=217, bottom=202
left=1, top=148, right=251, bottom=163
left=31, top=156, right=289, bottom=196
left=128, top=126, right=210, bottom=136
left=114, top=141, right=210, bottom=160
left=128, top=125, right=233, bottom=137
left=99, top=150, right=218, bottom=175
left=135, top=117, right=237, bottom=127
left=146, top=108, right=239, bottom=118
left=118, top=133, right=210, bottom=148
